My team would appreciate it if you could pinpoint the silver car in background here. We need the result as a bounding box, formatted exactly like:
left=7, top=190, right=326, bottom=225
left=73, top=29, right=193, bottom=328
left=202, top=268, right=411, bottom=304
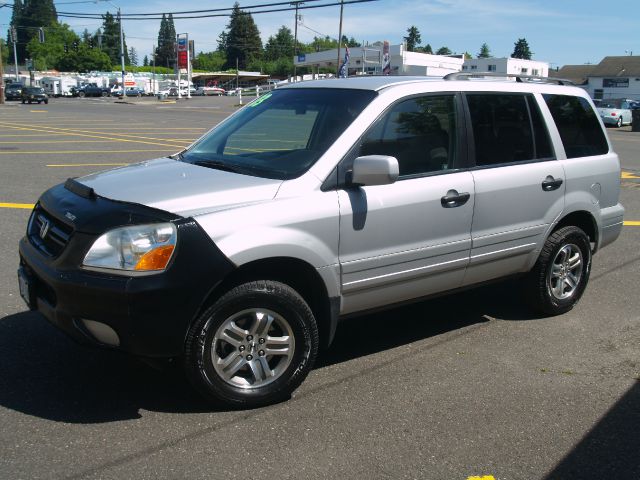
left=598, top=98, right=633, bottom=127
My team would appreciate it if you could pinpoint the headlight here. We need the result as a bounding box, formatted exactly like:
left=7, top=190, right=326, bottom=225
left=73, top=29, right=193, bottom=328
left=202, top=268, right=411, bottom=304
left=83, top=223, right=177, bottom=273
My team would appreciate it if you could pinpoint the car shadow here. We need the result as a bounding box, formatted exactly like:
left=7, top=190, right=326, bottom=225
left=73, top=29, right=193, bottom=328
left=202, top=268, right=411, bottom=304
left=0, top=280, right=538, bottom=423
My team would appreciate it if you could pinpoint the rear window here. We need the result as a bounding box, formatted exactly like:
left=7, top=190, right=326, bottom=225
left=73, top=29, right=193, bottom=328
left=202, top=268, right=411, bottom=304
left=543, top=94, right=608, bottom=158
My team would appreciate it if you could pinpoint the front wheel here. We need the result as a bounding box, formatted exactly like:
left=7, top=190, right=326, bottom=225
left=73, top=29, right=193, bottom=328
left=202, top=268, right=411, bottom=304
left=525, top=226, right=592, bottom=315
left=184, top=280, right=319, bottom=408
left=616, top=116, right=623, bottom=128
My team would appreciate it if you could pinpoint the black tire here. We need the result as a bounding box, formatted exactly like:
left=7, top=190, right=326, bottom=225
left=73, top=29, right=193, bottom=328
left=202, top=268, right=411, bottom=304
left=78, top=91, right=85, bottom=98
left=525, top=226, right=592, bottom=316
left=44, top=100, right=48, bottom=104
left=184, top=280, right=319, bottom=408
left=616, top=116, right=623, bottom=128
left=21, top=99, right=25, bottom=104
left=101, top=91, right=109, bottom=97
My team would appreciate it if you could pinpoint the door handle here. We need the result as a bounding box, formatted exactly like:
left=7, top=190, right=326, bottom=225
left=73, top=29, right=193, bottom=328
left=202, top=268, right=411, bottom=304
left=441, top=190, right=471, bottom=208
left=542, top=176, right=563, bottom=192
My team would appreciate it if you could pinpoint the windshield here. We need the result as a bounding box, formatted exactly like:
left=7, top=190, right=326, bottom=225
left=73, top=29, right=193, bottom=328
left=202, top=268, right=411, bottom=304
left=179, top=88, right=377, bottom=180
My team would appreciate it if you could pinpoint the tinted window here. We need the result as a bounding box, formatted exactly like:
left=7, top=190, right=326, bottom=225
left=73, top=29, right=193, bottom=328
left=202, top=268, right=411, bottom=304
left=182, top=88, right=376, bottom=180
left=543, top=94, right=608, bottom=158
left=357, top=94, right=458, bottom=177
left=467, top=93, right=550, bottom=166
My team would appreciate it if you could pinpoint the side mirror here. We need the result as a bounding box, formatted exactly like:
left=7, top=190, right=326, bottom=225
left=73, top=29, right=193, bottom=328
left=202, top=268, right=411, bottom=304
left=350, top=155, right=399, bottom=187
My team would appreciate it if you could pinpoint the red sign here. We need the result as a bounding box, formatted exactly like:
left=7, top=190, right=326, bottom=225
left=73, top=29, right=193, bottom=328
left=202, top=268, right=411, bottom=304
left=178, top=50, right=188, bottom=69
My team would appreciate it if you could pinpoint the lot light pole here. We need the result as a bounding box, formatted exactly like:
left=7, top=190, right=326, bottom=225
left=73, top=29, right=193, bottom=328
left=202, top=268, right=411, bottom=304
left=98, top=0, right=125, bottom=98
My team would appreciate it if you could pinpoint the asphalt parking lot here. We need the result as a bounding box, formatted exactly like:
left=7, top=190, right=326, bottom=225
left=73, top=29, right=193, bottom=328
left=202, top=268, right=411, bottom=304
left=0, top=96, right=639, bottom=480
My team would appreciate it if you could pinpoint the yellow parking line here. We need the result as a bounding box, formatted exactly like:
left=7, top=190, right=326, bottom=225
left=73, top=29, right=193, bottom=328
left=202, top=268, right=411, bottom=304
left=0, top=122, right=187, bottom=148
left=622, top=171, right=639, bottom=179
left=0, top=149, right=176, bottom=154
left=30, top=110, right=48, bottom=113
left=624, top=221, right=640, bottom=226
left=0, top=202, right=34, bottom=209
left=47, top=163, right=129, bottom=167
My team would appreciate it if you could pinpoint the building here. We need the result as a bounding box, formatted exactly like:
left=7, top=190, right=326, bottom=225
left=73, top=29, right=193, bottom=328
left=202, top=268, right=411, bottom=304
left=462, top=57, right=549, bottom=77
left=551, top=56, right=640, bottom=100
left=294, top=44, right=464, bottom=77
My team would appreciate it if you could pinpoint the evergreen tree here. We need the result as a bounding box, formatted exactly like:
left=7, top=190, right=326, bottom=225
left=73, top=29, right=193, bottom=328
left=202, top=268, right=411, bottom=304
left=100, top=11, right=129, bottom=67
left=478, top=42, right=491, bottom=58
left=217, top=31, right=228, bottom=53
left=264, top=26, right=294, bottom=62
left=8, top=0, right=24, bottom=63
left=436, top=46, right=452, bottom=55
left=512, top=38, right=532, bottom=59
left=403, top=25, right=421, bottom=52
left=143, top=55, right=149, bottom=67
left=155, top=13, right=176, bottom=68
left=423, top=43, right=433, bottom=54
left=224, top=2, right=262, bottom=70
left=128, top=47, right=138, bottom=66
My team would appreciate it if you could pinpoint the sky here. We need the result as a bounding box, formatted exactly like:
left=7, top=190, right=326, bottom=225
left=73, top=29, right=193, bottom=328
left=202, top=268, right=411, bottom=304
left=1, top=0, right=639, bottom=68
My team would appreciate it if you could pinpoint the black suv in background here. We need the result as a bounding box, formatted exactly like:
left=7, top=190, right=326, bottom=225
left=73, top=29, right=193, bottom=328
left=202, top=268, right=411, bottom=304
left=4, top=83, right=23, bottom=101
left=71, top=84, right=111, bottom=97
left=21, top=87, right=48, bottom=104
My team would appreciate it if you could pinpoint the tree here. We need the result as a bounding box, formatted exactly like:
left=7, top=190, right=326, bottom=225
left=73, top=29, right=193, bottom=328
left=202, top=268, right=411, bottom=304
left=155, top=13, right=176, bottom=68
left=193, top=51, right=226, bottom=71
left=217, top=31, right=228, bottom=53
left=1, top=38, right=9, bottom=67
left=478, top=42, right=491, bottom=58
left=404, top=25, right=421, bottom=52
left=463, top=52, right=472, bottom=60
left=512, top=38, right=532, bottom=59
left=142, top=55, right=149, bottom=67
left=224, top=2, right=262, bottom=70
left=100, top=11, right=129, bottom=67
left=436, top=46, right=452, bottom=55
left=423, top=43, right=433, bottom=54
left=128, top=46, right=138, bottom=66
left=14, top=0, right=57, bottom=63
left=264, top=26, right=294, bottom=62
left=7, top=0, right=24, bottom=63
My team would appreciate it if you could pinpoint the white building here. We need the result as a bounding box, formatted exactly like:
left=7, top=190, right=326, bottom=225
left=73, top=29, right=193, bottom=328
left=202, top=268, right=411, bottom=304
left=551, top=56, right=640, bottom=100
left=463, top=57, right=549, bottom=77
left=294, top=44, right=464, bottom=77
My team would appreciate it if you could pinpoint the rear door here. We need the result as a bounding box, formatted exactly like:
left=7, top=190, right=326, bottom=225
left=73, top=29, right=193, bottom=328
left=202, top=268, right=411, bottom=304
left=463, top=92, right=565, bottom=286
left=337, top=93, right=474, bottom=314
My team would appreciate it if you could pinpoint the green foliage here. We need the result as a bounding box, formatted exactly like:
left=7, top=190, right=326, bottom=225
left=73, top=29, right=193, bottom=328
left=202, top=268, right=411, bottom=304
left=100, top=12, right=129, bottom=67
left=1, top=38, right=9, bottom=66
left=404, top=25, right=421, bottom=52
left=463, top=52, right=472, bottom=60
left=436, top=46, right=452, bottom=55
left=193, top=51, right=226, bottom=71
left=512, top=38, right=532, bottom=59
left=478, top=42, right=491, bottom=58
left=128, top=65, right=174, bottom=74
left=264, top=26, right=294, bottom=62
left=155, top=13, right=176, bottom=68
left=143, top=55, right=149, bottom=67
left=128, top=47, right=138, bottom=67
left=224, top=2, right=262, bottom=70
left=423, top=43, right=433, bottom=54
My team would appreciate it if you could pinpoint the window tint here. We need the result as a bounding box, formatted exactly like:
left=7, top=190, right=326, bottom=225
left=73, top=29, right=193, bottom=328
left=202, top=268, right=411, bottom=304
left=527, top=96, right=554, bottom=159
left=357, top=95, right=458, bottom=177
left=543, top=94, right=608, bottom=158
left=467, top=93, right=545, bottom=166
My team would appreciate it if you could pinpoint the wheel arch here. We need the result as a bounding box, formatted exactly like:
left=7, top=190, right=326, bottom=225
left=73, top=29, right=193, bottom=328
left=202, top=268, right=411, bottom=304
left=192, top=256, right=339, bottom=350
left=552, top=210, right=598, bottom=251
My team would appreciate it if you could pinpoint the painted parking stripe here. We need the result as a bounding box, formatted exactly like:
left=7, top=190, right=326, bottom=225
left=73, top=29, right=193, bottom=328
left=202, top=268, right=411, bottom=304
left=625, top=221, right=640, bottom=226
left=622, top=171, right=639, bottom=179
left=46, top=163, right=129, bottom=167
left=0, top=149, right=176, bottom=155
left=0, top=203, right=34, bottom=209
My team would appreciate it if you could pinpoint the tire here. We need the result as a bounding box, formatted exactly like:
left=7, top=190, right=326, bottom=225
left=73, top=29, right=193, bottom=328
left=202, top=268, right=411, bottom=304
left=101, top=91, right=109, bottom=97
left=21, top=100, right=25, bottom=104
left=184, top=280, right=319, bottom=408
left=78, top=91, right=85, bottom=98
left=616, top=116, right=623, bottom=128
left=44, top=100, right=48, bottom=104
left=525, top=226, right=592, bottom=316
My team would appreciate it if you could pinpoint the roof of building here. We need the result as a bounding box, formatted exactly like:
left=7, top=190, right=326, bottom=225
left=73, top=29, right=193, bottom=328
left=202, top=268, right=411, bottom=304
left=549, top=65, right=597, bottom=85
left=588, top=56, right=640, bottom=77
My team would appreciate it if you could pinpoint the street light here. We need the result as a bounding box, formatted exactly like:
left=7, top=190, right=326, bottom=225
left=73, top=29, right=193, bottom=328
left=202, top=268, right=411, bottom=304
left=97, top=0, right=125, bottom=98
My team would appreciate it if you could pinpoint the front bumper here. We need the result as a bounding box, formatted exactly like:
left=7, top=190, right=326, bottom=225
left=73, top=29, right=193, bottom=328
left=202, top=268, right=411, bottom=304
left=18, top=184, right=235, bottom=358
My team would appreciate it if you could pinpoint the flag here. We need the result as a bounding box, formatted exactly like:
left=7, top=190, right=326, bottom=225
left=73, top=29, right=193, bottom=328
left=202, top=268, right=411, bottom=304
left=339, top=45, right=350, bottom=78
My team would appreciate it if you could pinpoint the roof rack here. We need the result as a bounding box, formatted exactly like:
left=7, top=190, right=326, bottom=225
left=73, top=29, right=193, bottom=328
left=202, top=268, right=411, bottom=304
left=443, top=72, right=574, bottom=86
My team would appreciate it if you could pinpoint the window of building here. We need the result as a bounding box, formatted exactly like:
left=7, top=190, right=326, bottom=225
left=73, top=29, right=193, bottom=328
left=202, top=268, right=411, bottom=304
left=521, top=68, right=528, bottom=74
left=466, top=93, right=554, bottom=166
left=488, top=65, right=496, bottom=72
left=532, top=69, right=539, bottom=76
left=462, top=65, right=468, bottom=70
left=543, top=94, right=609, bottom=158
left=471, top=65, right=478, bottom=70
left=357, top=95, right=458, bottom=177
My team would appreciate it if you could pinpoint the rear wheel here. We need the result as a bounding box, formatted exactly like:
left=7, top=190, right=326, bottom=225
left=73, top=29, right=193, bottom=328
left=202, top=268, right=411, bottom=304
left=184, top=280, right=318, bottom=408
left=101, top=91, right=109, bottom=97
left=616, top=116, right=623, bottom=128
left=78, top=91, right=85, bottom=98
left=525, top=226, right=591, bottom=315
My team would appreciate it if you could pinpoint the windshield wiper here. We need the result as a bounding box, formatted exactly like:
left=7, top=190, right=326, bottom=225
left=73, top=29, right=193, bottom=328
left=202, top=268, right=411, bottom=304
left=193, top=159, right=247, bottom=174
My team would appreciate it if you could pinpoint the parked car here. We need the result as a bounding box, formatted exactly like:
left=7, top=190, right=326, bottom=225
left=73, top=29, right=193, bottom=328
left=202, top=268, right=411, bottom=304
left=123, top=87, right=145, bottom=97
left=21, top=87, right=48, bottom=104
left=18, top=74, right=624, bottom=409
left=598, top=98, right=633, bottom=127
left=4, top=83, right=23, bottom=101
left=71, top=84, right=111, bottom=98
left=225, top=88, right=240, bottom=96
left=196, top=86, right=225, bottom=96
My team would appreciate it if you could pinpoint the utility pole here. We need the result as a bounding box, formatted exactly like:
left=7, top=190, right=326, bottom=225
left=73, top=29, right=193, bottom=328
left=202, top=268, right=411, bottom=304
left=336, top=0, right=344, bottom=77
left=11, top=27, right=19, bottom=82
left=0, top=37, right=5, bottom=104
left=292, top=2, right=302, bottom=82
left=117, top=9, right=125, bottom=98
left=152, top=44, right=156, bottom=95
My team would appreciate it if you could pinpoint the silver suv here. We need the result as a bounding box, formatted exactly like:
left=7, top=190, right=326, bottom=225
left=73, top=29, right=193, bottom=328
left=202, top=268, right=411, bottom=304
left=18, top=75, right=624, bottom=408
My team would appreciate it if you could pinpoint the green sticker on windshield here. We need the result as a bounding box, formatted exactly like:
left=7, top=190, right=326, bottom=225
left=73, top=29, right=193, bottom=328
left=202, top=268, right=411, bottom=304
left=247, top=92, right=272, bottom=107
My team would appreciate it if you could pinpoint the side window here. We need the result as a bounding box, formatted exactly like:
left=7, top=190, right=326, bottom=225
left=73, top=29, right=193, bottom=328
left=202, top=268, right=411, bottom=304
left=467, top=93, right=538, bottom=166
left=527, top=96, right=554, bottom=160
left=543, top=94, right=609, bottom=158
left=357, top=94, right=458, bottom=177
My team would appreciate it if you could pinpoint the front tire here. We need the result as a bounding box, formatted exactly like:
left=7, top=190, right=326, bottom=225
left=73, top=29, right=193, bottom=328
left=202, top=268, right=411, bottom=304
left=184, top=280, right=319, bottom=408
left=616, top=116, right=623, bottom=128
left=525, top=226, right=592, bottom=316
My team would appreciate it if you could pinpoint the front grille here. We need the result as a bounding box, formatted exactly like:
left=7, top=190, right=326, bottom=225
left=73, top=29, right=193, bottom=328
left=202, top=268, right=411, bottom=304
left=27, top=205, right=74, bottom=257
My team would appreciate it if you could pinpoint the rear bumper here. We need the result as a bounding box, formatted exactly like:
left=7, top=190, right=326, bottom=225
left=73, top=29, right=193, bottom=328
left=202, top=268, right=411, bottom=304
left=598, top=203, right=625, bottom=250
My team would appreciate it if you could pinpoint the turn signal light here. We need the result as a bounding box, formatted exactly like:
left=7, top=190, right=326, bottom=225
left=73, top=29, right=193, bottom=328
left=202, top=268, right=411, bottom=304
left=135, top=245, right=175, bottom=271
